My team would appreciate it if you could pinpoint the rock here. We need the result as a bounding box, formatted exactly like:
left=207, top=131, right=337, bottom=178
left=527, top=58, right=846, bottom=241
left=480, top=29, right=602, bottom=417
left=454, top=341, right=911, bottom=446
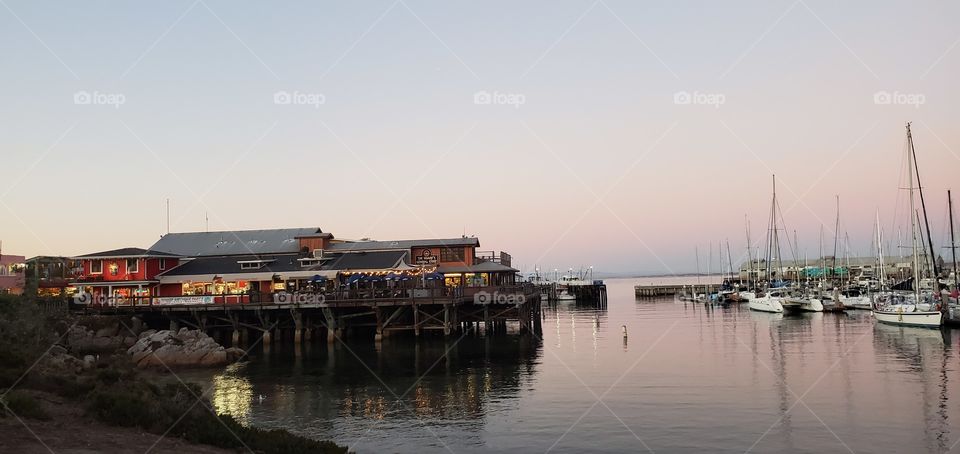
left=95, top=326, right=118, bottom=338
left=138, top=329, right=157, bottom=340
left=82, top=355, right=96, bottom=370
left=225, top=347, right=246, bottom=362
left=127, top=329, right=234, bottom=369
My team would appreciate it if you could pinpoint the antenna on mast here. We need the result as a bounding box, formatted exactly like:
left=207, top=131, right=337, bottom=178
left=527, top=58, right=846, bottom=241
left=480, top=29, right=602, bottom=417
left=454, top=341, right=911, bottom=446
left=166, top=199, right=170, bottom=236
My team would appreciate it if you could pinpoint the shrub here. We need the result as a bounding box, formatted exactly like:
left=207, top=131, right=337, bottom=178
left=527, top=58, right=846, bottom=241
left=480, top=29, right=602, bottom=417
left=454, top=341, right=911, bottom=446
left=1, top=391, right=50, bottom=421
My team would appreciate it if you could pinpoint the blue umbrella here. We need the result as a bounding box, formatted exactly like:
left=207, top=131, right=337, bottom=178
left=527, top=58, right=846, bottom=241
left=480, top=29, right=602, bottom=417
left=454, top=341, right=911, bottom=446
left=424, top=272, right=443, bottom=281
left=384, top=272, right=399, bottom=281
left=311, top=274, right=327, bottom=283
left=346, top=274, right=363, bottom=284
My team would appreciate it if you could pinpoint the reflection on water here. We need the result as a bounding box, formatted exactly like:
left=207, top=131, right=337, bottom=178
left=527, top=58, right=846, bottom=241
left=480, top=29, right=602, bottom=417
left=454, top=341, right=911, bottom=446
left=211, top=363, right=253, bottom=425
left=208, top=279, right=960, bottom=453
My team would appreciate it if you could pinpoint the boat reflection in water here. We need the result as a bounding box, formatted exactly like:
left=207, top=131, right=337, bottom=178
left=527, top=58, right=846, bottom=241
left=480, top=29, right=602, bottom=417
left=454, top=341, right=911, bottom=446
left=208, top=334, right=543, bottom=448
left=872, top=324, right=952, bottom=453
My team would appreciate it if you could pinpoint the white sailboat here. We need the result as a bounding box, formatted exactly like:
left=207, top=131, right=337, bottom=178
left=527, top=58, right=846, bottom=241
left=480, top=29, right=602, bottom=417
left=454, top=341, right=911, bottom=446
left=873, top=123, right=943, bottom=328
left=750, top=176, right=786, bottom=313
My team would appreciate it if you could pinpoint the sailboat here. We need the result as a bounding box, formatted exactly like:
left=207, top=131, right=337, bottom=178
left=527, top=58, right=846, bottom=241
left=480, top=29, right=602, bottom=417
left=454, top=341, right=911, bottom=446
left=749, top=176, right=786, bottom=313
left=873, top=123, right=943, bottom=328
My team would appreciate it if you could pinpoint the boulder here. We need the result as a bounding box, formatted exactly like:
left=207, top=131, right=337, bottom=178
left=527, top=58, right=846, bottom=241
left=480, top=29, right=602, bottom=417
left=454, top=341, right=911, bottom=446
left=127, top=329, right=236, bottom=369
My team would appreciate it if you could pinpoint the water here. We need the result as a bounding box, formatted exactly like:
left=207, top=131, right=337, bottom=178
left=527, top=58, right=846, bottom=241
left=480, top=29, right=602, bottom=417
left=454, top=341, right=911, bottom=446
left=206, top=278, right=960, bottom=453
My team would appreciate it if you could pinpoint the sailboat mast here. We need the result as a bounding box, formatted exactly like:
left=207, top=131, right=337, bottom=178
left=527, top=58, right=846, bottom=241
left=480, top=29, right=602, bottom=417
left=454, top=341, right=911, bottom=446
left=877, top=210, right=886, bottom=289
left=949, top=190, right=958, bottom=291
left=832, top=195, right=840, bottom=283
left=909, top=125, right=940, bottom=279
left=907, top=123, right=921, bottom=303
left=745, top=216, right=753, bottom=287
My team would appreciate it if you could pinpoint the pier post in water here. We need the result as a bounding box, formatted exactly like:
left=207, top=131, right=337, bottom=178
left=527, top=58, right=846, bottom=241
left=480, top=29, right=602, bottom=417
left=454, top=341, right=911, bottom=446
left=291, top=308, right=304, bottom=344
left=413, top=304, right=421, bottom=337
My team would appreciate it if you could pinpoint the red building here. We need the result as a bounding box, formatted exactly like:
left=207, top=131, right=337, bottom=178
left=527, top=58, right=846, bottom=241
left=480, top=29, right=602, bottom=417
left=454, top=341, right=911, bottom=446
left=70, top=248, right=181, bottom=303
left=0, top=253, right=26, bottom=295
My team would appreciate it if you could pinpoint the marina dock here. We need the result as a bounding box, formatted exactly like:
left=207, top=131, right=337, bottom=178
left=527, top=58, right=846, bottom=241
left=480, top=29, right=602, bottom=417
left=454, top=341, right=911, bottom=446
left=634, top=283, right=723, bottom=297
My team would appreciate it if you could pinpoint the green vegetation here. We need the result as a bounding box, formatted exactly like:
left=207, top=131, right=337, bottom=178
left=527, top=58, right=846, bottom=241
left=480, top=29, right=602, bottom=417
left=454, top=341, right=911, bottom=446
left=1, top=391, right=51, bottom=421
left=0, top=294, right=348, bottom=453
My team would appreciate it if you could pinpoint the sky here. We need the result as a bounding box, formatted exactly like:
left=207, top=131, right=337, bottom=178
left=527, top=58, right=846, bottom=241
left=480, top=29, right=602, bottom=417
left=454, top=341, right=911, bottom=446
left=1, top=1, right=958, bottom=275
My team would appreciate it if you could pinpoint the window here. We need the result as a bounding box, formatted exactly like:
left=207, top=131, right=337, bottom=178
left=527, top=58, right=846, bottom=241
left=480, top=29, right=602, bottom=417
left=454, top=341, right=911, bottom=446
left=240, top=262, right=261, bottom=270
left=126, top=259, right=139, bottom=273
left=159, top=259, right=166, bottom=271
left=440, top=247, right=465, bottom=263
left=90, top=260, right=103, bottom=274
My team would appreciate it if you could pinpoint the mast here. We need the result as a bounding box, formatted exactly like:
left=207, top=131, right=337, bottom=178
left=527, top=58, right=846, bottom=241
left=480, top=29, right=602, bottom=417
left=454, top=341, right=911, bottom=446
left=726, top=240, right=735, bottom=284
left=832, top=195, right=840, bottom=284
left=909, top=123, right=940, bottom=279
left=819, top=225, right=825, bottom=290
left=877, top=210, right=886, bottom=289
left=745, top=215, right=753, bottom=287
left=948, top=190, right=958, bottom=291
left=907, top=123, right=921, bottom=303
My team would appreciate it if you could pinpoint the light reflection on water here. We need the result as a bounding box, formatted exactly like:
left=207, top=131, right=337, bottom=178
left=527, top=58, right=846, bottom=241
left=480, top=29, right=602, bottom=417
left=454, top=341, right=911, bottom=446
left=208, top=278, right=960, bottom=453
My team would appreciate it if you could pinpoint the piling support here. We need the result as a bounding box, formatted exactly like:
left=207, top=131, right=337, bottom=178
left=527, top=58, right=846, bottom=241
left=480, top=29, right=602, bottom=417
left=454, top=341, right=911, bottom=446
left=443, top=304, right=452, bottom=336
left=291, top=308, right=303, bottom=344
left=413, top=304, right=421, bottom=337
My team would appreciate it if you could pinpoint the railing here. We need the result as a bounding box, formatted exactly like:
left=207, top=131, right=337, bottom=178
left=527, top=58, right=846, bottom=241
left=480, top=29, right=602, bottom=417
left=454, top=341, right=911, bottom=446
left=78, top=283, right=538, bottom=309
left=474, top=251, right=513, bottom=267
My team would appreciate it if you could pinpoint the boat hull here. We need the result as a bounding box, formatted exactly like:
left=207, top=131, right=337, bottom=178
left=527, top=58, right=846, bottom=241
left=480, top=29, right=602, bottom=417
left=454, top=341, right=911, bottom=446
left=749, top=297, right=784, bottom=313
left=873, top=309, right=943, bottom=328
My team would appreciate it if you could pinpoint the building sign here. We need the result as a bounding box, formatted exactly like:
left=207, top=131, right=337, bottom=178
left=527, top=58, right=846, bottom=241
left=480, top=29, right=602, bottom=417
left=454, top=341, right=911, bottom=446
left=413, top=248, right=438, bottom=266
left=156, top=295, right=215, bottom=306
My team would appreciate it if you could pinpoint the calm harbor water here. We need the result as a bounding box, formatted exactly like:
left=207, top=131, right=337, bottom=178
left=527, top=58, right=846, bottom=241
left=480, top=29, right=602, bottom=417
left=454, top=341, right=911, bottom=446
left=205, top=278, right=960, bottom=453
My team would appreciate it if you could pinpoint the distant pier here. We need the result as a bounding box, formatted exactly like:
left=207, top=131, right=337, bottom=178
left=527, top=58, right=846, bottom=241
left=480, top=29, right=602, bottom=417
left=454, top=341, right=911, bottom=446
left=634, top=283, right=723, bottom=298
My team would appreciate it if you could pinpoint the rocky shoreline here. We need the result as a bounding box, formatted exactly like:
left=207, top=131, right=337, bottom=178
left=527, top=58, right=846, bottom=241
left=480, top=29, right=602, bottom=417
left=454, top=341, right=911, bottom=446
left=0, top=295, right=348, bottom=454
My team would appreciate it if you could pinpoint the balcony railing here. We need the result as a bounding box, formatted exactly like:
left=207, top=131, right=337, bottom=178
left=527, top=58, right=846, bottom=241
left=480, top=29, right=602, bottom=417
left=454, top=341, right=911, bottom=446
left=77, top=283, right=538, bottom=309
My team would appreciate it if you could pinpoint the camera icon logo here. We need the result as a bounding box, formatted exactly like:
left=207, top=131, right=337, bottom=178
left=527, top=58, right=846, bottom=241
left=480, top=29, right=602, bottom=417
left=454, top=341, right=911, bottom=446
left=74, top=90, right=92, bottom=105
left=873, top=91, right=892, bottom=105
left=274, top=90, right=292, bottom=105
left=673, top=91, right=692, bottom=105
left=473, top=90, right=492, bottom=105
left=474, top=291, right=491, bottom=304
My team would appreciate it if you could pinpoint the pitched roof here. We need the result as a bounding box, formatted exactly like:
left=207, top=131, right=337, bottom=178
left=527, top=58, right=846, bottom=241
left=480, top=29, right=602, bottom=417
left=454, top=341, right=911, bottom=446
left=158, top=251, right=412, bottom=281
left=320, top=251, right=409, bottom=271
left=326, top=237, right=479, bottom=252
left=160, top=254, right=303, bottom=276
left=73, top=248, right=180, bottom=259
left=149, top=228, right=324, bottom=257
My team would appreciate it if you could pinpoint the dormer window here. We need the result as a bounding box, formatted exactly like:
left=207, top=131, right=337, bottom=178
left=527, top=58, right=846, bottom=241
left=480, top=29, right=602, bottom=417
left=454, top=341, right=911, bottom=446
left=127, top=259, right=139, bottom=273
left=299, top=259, right=320, bottom=267
left=90, top=260, right=103, bottom=274
left=238, top=259, right=274, bottom=270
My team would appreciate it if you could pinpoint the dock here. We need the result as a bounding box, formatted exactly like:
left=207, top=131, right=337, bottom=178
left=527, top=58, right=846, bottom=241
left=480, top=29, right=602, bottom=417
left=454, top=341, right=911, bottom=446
left=75, top=284, right=543, bottom=347
left=537, top=282, right=608, bottom=307
left=634, top=283, right=723, bottom=298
